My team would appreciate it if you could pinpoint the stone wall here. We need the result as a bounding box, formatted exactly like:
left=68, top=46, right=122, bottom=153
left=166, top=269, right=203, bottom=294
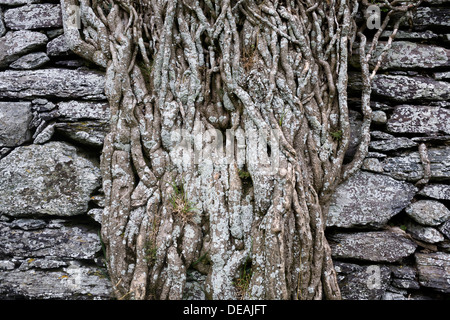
left=0, top=0, right=112, bottom=299
left=0, top=0, right=449, bottom=300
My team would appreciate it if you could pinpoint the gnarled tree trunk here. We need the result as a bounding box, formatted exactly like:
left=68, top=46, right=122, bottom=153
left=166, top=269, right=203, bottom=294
left=61, top=0, right=419, bottom=300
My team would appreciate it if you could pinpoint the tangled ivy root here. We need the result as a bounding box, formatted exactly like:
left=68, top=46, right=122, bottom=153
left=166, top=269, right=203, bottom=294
left=61, top=0, right=421, bottom=300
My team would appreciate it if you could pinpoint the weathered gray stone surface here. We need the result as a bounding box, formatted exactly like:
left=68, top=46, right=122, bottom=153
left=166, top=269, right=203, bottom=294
left=372, top=75, right=450, bottom=102
left=55, top=121, right=109, bottom=147
left=0, top=8, right=5, bottom=38
left=439, top=220, right=450, bottom=239
left=0, top=69, right=106, bottom=99
left=9, top=51, right=50, bottom=69
left=345, top=109, right=362, bottom=160
left=418, top=184, right=450, bottom=200
left=370, top=137, right=417, bottom=152
left=382, top=147, right=450, bottom=182
left=408, top=7, right=450, bottom=29
left=352, top=41, right=450, bottom=70
left=57, top=101, right=110, bottom=121
left=405, top=200, right=450, bottom=226
left=46, top=34, right=71, bottom=56
left=373, top=42, right=450, bottom=70
left=87, top=208, right=102, bottom=224
left=334, top=262, right=391, bottom=300
left=328, top=171, right=417, bottom=229
left=0, top=220, right=100, bottom=259
left=406, top=222, right=445, bottom=243
left=0, top=263, right=112, bottom=299
left=0, top=101, right=32, bottom=147
left=415, top=252, right=450, bottom=293
left=0, top=142, right=101, bottom=217
left=9, top=218, right=46, bottom=230
left=329, top=231, right=417, bottom=262
left=390, top=265, right=420, bottom=290
left=4, top=4, right=62, bottom=30
left=422, top=0, right=450, bottom=4
left=381, top=30, right=439, bottom=41
left=434, top=71, right=450, bottom=80
left=361, top=158, right=384, bottom=173
left=371, top=131, right=394, bottom=140
left=0, top=30, right=48, bottom=68
left=349, top=73, right=450, bottom=102
left=371, top=110, right=387, bottom=125
left=387, top=105, right=450, bottom=135
left=0, top=0, right=41, bottom=4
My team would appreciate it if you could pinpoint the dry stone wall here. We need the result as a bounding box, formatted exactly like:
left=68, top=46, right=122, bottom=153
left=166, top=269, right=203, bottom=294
left=0, top=0, right=449, bottom=300
left=0, top=0, right=112, bottom=299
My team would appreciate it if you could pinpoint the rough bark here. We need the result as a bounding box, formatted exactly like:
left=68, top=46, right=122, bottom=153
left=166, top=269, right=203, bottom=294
left=60, top=0, right=420, bottom=300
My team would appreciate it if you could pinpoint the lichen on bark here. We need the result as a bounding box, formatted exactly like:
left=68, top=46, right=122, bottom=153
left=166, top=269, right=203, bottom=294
left=60, top=0, right=420, bottom=300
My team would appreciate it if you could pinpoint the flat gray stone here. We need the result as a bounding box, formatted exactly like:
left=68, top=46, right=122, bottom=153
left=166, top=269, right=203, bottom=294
left=0, top=141, right=101, bottom=217
left=382, top=147, right=450, bottom=182
left=0, top=8, right=5, bottom=37
left=345, top=110, right=362, bottom=160
left=10, top=218, right=46, bottom=230
left=366, top=152, right=387, bottom=159
left=387, top=105, right=450, bottom=135
left=381, top=30, right=439, bottom=41
left=349, top=73, right=450, bottom=103
left=373, top=42, right=450, bottom=70
left=55, top=121, right=109, bottom=147
left=405, top=222, right=444, bottom=244
left=0, top=101, right=32, bottom=147
left=372, top=75, right=450, bottom=103
left=371, top=131, right=394, bottom=140
left=439, top=220, right=450, bottom=239
left=46, top=34, right=71, bottom=56
left=422, top=0, right=450, bottom=4
left=0, top=69, right=106, bottom=100
left=57, top=101, right=110, bottom=121
left=415, top=252, right=450, bottom=293
left=434, top=71, right=450, bottom=81
left=18, top=258, right=67, bottom=271
left=0, top=30, right=48, bottom=68
left=0, top=260, right=15, bottom=271
left=418, top=184, right=450, bottom=201
left=369, top=137, right=417, bottom=152
left=405, top=200, right=450, bottom=226
left=371, top=110, right=387, bottom=125
left=328, top=171, right=417, bottom=229
left=0, top=220, right=100, bottom=259
left=9, top=51, right=50, bottom=69
left=0, top=0, right=41, bottom=4
left=87, top=208, right=103, bottom=224
left=0, top=263, right=112, bottom=299
left=334, top=262, right=391, bottom=300
left=4, top=4, right=62, bottom=30
left=361, top=158, right=384, bottom=173
left=408, top=7, right=450, bottom=29
left=329, top=231, right=417, bottom=263
left=390, top=265, right=420, bottom=290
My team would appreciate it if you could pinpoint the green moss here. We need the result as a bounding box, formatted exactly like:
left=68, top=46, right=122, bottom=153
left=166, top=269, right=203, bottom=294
left=144, top=240, right=158, bottom=264
left=238, top=169, right=251, bottom=180
left=330, top=130, right=343, bottom=141
left=170, top=180, right=198, bottom=223
left=234, top=256, right=252, bottom=299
